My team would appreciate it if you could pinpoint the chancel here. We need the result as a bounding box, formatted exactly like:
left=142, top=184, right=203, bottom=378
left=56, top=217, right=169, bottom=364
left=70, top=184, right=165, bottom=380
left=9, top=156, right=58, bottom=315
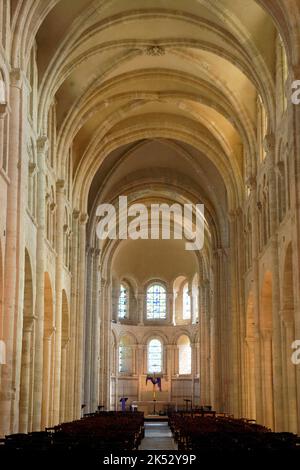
left=0, top=0, right=300, bottom=458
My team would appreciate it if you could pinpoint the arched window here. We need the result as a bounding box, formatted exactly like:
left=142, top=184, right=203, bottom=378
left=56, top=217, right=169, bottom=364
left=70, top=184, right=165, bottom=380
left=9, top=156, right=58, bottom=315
left=119, top=336, right=133, bottom=374
left=182, top=283, right=191, bottom=319
left=148, top=339, right=162, bottom=373
left=146, top=284, right=167, bottom=319
left=118, top=284, right=128, bottom=319
left=178, top=335, right=192, bottom=375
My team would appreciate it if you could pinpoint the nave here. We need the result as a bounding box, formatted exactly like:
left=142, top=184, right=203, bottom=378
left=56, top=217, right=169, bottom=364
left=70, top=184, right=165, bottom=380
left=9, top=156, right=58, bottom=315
left=1, top=410, right=299, bottom=461
left=1, top=0, right=300, bottom=449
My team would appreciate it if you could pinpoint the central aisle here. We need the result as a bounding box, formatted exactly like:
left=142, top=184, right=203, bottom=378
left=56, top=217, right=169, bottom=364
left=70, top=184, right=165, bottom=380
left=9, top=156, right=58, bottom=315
left=139, top=422, right=178, bottom=450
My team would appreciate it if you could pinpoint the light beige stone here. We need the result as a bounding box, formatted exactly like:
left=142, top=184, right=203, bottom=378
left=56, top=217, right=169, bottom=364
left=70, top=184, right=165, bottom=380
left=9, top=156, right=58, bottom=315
left=0, top=0, right=299, bottom=436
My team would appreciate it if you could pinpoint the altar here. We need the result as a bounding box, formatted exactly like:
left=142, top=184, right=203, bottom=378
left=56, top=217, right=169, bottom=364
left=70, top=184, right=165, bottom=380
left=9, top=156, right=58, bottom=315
left=131, top=400, right=176, bottom=416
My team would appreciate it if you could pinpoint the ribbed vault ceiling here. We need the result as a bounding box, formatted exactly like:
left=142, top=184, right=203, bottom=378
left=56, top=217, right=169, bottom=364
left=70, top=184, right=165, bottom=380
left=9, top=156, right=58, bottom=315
left=11, top=0, right=298, bottom=253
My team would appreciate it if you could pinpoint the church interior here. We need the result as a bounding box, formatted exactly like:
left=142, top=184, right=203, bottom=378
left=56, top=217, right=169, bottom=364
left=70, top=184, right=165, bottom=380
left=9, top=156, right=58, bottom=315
left=0, top=0, right=300, bottom=457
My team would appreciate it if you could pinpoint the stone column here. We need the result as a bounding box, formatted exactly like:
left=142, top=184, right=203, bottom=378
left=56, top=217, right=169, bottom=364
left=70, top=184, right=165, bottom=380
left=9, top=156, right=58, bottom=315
left=67, top=209, right=80, bottom=421
left=99, top=279, right=111, bottom=409
left=132, top=345, right=137, bottom=375
left=166, top=344, right=173, bottom=402
left=19, top=316, right=36, bottom=433
left=191, top=343, right=197, bottom=406
left=137, top=292, right=144, bottom=325
left=199, top=281, right=206, bottom=404
left=265, top=133, right=284, bottom=430
left=245, top=336, right=256, bottom=420
left=52, top=179, right=65, bottom=424
left=204, top=281, right=211, bottom=404
left=32, top=136, right=48, bottom=431
left=0, top=102, right=8, bottom=173
left=74, top=213, right=88, bottom=417
left=228, top=209, right=244, bottom=417
left=195, top=341, right=201, bottom=406
left=59, top=339, right=69, bottom=423
left=261, top=330, right=274, bottom=429
left=247, top=176, right=263, bottom=423
left=41, top=326, right=55, bottom=429
left=84, top=246, right=94, bottom=412
left=137, top=345, right=144, bottom=401
left=287, top=64, right=300, bottom=435
left=91, top=248, right=101, bottom=412
left=0, top=69, right=22, bottom=437
left=282, top=315, right=298, bottom=433
left=13, top=74, right=31, bottom=433
left=167, top=291, right=173, bottom=324
left=212, top=248, right=229, bottom=412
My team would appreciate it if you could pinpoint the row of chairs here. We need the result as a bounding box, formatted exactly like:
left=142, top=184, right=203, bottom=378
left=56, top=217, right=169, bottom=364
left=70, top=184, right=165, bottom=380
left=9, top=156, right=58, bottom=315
left=169, top=413, right=300, bottom=454
left=0, top=411, right=144, bottom=457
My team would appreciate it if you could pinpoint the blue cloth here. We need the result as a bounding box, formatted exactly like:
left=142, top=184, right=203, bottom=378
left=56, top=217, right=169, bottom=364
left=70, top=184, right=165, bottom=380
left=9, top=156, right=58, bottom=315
left=120, top=397, right=128, bottom=412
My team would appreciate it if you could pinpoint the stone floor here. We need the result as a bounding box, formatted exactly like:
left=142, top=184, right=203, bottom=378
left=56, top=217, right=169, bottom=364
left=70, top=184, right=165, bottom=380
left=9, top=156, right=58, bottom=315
left=139, top=422, right=178, bottom=450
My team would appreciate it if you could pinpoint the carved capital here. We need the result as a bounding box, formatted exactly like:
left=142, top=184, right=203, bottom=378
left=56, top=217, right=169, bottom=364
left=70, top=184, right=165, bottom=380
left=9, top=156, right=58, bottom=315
left=50, top=202, right=56, bottom=212
left=246, top=175, right=257, bottom=190
left=87, top=246, right=95, bottom=256
left=28, top=161, right=37, bottom=175
left=73, top=209, right=80, bottom=219
left=95, top=248, right=101, bottom=257
left=56, top=179, right=65, bottom=192
left=10, top=68, right=22, bottom=88
left=263, top=133, right=275, bottom=155
left=37, top=136, right=49, bottom=155
left=79, top=212, right=89, bottom=225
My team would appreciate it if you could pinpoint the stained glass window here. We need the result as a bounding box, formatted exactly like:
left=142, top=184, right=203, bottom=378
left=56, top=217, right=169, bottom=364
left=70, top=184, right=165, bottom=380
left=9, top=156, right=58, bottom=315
left=146, top=284, right=167, bottom=319
left=183, top=284, right=191, bottom=319
left=118, top=284, right=127, bottom=319
left=148, top=339, right=162, bottom=373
